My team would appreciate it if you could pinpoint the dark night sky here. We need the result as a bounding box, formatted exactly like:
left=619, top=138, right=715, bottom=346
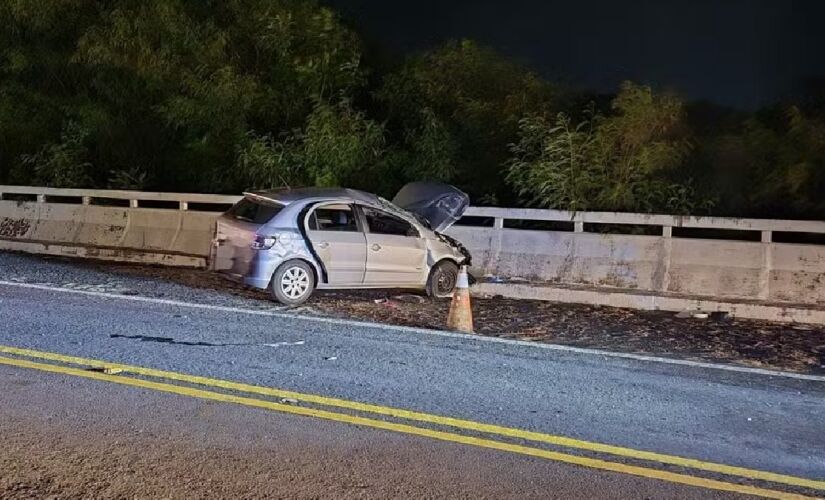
left=326, top=0, right=825, bottom=109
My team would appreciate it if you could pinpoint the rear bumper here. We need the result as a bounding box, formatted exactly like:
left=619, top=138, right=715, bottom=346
left=242, top=249, right=287, bottom=290
left=243, top=275, right=271, bottom=289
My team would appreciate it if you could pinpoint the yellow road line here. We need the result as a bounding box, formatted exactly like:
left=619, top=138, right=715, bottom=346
left=1, top=344, right=822, bottom=493
left=0, top=355, right=814, bottom=500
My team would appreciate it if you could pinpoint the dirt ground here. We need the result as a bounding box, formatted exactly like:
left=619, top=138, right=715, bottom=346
left=78, top=262, right=825, bottom=376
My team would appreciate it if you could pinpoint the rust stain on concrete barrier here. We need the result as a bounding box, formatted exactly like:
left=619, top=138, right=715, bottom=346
left=0, top=218, right=31, bottom=238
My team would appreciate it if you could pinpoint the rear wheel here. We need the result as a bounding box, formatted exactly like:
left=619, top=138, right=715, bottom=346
left=426, top=260, right=459, bottom=299
left=270, top=260, right=315, bottom=305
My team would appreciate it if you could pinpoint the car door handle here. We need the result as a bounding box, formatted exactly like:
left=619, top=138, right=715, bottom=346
left=318, top=241, right=329, bottom=249
left=371, top=243, right=382, bottom=251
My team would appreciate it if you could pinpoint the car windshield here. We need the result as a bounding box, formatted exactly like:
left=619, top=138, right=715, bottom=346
left=227, top=197, right=283, bottom=224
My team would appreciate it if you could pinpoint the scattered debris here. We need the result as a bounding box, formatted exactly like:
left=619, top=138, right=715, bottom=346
left=86, top=366, right=124, bottom=375
left=483, top=275, right=505, bottom=283
left=373, top=298, right=397, bottom=308
left=110, top=334, right=305, bottom=348
left=278, top=398, right=299, bottom=405
left=691, top=312, right=709, bottom=319
left=392, top=294, right=426, bottom=304
left=324, top=356, right=338, bottom=361
left=263, top=341, right=305, bottom=347
left=287, top=306, right=316, bottom=314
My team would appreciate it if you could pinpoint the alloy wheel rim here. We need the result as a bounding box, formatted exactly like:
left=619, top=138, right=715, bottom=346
left=281, top=267, right=310, bottom=299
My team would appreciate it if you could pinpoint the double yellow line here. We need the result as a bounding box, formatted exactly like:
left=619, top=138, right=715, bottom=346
left=0, top=345, right=821, bottom=499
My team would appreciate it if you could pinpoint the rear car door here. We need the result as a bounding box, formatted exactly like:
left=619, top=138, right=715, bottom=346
left=359, top=206, right=427, bottom=286
left=305, top=203, right=367, bottom=286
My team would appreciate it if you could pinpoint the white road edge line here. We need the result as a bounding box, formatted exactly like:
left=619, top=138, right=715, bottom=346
left=2, top=280, right=824, bottom=383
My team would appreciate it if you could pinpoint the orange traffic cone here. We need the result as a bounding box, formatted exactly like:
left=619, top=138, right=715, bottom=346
left=447, top=266, right=474, bottom=333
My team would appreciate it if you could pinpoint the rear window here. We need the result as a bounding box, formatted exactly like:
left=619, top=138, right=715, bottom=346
left=227, top=198, right=283, bottom=224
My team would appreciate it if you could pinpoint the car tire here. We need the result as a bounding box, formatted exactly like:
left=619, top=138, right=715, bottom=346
left=270, top=260, right=316, bottom=305
left=426, top=260, right=460, bottom=299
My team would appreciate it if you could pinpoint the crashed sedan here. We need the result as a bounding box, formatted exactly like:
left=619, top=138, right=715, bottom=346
left=212, top=182, right=471, bottom=304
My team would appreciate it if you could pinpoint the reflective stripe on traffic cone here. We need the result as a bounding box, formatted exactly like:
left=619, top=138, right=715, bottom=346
left=447, top=266, right=474, bottom=333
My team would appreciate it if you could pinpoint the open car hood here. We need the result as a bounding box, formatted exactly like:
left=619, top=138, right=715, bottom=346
left=391, top=182, right=470, bottom=232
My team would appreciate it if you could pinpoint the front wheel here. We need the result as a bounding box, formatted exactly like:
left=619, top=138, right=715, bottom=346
left=270, top=260, right=315, bottom=305
left=426, top=260, right=460, bottom=299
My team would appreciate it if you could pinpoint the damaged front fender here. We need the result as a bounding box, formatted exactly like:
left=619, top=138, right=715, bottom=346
left=436, top=231, right=472, bottom=267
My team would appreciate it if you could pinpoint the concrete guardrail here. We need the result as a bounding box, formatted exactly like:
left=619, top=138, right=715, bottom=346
left=449, top=207, right=825, bottom=304
left=0, top=186, right=239, bottom=267
left=2, top=185, right=824, bottom=323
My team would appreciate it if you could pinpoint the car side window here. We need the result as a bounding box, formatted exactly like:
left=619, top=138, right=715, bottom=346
left=362, top=207, right=419, bottom=237
left=308, top=204, right=359, bottom=232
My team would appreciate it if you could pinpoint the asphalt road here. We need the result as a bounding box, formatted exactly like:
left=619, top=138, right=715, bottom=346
left=1, top=256, right=824, bottom=498
left=1, top=364, right=735, bottom=499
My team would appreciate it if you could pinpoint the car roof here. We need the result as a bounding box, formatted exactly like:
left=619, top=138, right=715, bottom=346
left=245, top=187, right=381, bottom=205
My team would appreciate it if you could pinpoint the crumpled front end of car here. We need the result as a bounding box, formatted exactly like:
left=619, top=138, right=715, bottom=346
left=436, top=232, right=472, bottom=267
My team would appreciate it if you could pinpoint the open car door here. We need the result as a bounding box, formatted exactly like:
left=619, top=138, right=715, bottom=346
left=305, top=203, right=367, bottom=286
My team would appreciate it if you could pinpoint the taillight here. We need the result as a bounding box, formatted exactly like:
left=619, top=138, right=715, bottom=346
left=251, top=234, right=277, bottom=250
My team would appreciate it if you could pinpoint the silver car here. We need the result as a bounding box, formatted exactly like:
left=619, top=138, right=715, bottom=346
left=212, top=182, right=471, bottom=304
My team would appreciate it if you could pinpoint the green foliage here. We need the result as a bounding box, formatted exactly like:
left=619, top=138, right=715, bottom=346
left=685, top=104, right=825, bottom=218
left=507, top=112, right=600, bottom=212
left=1, top=0, right=363, bottom=192
left=233, top=132, right=305, bottom=191
left=738, top=108, right=824, bottom=217
left=397, top=108, right=456, bottom=182
left=593, top=82, right=693, bottom=211
left=508, top=83, right=707, bottom=214
left=300, top=98, right=385, bottom=187
left=234, top=98, right=386, bottom=191
left=0, top=4, right=823, bottom=218
left=377, top=40, right=557, bottom=203
left=370, top=107, right=458, bottom=195
left=18, top=121, right=93, bottom=187
left=108, top=166, right=149, bottom=190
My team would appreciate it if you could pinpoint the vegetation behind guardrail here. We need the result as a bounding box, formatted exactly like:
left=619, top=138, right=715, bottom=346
left=1, top=2, right=822, bottom=221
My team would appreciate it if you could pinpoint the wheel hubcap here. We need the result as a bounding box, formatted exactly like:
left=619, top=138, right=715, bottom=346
left=280, top=267, right=310, bottom=299
left=437, top=270, right=457, bottom=295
